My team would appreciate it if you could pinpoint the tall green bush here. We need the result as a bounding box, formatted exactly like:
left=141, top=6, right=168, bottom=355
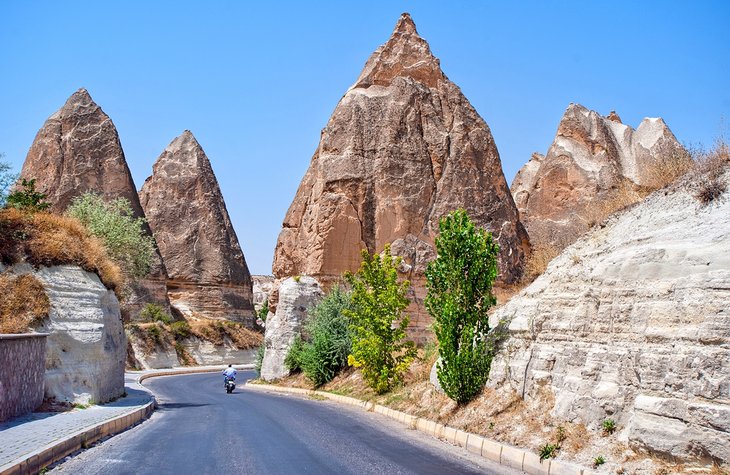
left=5, top=178, right=50, bottom=212
left=66, top=193, right=155, bottom=279
left=345, top=245, right=416, bottom=394
left=0, top=156, right=18, bottom=208
left=425, top=209, right=500, bottom=404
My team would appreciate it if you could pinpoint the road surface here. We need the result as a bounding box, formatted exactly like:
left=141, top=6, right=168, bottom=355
left=50, top=371, right=516, bottom=474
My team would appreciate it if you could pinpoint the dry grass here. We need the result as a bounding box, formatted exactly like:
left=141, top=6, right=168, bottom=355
left=189, top=319, right=263, bottom=350
left=584, top=180, right=648, bottom=229
left=691, top=138, right=729, bottom=205
left=0, top=272, right=50, bottom=333
left=643, top=147, right=694, bottom=191
left=0, top=209, right=124, bottom=295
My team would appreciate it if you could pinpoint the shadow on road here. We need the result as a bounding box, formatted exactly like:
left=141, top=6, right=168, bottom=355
left=157, top=402, right=210, bottom=410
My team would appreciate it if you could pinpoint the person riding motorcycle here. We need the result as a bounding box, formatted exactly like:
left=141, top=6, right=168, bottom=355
left=222, top=364, right=237, bottom=387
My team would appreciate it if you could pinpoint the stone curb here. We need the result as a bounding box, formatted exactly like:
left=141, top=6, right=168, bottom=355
left=0, top=364, right=254, bottom=475
left=245, top=383, right=595, bottom=475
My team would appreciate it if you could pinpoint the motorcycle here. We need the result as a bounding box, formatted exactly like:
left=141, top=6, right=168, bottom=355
left=224, top=376, right=236, bottom=394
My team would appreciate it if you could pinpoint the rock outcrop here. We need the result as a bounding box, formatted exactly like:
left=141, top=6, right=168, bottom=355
left=252, top=275, right=275, bottom=315
left=139, top=131, right=255, bottom=325
left=490, top=169, right=730, bottom=463
left=511, top=103, right=685, bottom=250
left=273, top=14, right=528, bottom=340
left=19, top=88, right=169, bottom=320
left=2, top=263, right=126, bottom=404
left=260, top=276, right=323, bottom=381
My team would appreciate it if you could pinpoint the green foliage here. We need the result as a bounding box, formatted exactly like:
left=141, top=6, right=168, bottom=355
left=169, top=321, right=191, bottom=340
left=0, top=156, right=18, bottom=208
left=5, top=178, right=50, bottom=212
left=284, top=335, right=305, bottom=372
left=602, top=418, right=617, bottom=435
left=257, top=298, right=269, bottom=322
left=295, top=287, right=353, bottom=387
left=146, top=324, right=162, bottom=344
left=66, top=193, right=155, bottom=278
left=593, top=455, right=606, bottom=468
left=255, top=344, right=265, bottom=376
left=425, top=209, right=500, bottom=404
left=140, top=303, right=173, bottom=324
left=345, top=245, right=416, bottom=394
left=539, top=443, right=559, bottom=461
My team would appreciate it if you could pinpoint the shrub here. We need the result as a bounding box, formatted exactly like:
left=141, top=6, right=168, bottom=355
left=257, top=298, right=269, bottom=322
left=0, top=208, right=123, bottom=294
left=140, top=303, right=173, bottom=324
left=284, top=335, right=305, bottom=372
left=345, top=245, right=416, bottom=394
left=169, top=320, right=191, bottom=340
left=66, top=193, right=155, bottom=279
left=539, top=443, right=559, bottom=461
left=5, top=178, right=50, bottom=212
left=593, top=455, right=606, bottom=468
left=0, top=156, right=17, bottom=208
left=0, top=273, right=51, bottom=333
left=643, top=146, right=694, bottom=190
left=692, top=138, right=729, bottom=205
left=174, top=342, right=195, bottom=366
left=255, top=344, right=265, bottom=376
left=602, top=418, right=617, bottom=435
left=298, top=287, right=353, bottom=387
left=425, top=209, right=500, bottom=404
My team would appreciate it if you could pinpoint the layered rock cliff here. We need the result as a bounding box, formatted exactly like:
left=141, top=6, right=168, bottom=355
left=511, top=104, right=684, bottom=250
left=19, top=88, right=169, bottom=320
left=273, top=14, right=528, bottom=340
left=139, top=131, right=255, bottom=325
left=491, top=168, right=730, bottom=463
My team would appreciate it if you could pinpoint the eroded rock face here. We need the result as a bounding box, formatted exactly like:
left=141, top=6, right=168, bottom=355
left=511, top=103, right=684, bottom=250
left=273, top=14, right=528, bottom=338
left=139, top=131, right=255, bottom=324
left=252, top=275, right=275, bottom=314
left=4, top=264, right=126, bottom=404
left=19, top=88, right=169, bottom=321
left=490, top=170, right=730, bottom=462
left=260, top=276, right=323, bottom=381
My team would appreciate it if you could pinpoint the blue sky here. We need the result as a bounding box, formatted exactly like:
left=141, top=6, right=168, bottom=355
left=1, top=1, right=728, bottom=275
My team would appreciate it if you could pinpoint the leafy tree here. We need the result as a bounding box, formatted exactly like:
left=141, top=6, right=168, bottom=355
left=0, top=155, right=18, bottom=208
left=345, top=245, right=416, bottom=394
left=285, top=287, right=353, bottom=386
left=66, top=192, right=155, bottom=279
left=5, top=178, right=50, bottom=212
left=425, top=209, right=500, bottom=404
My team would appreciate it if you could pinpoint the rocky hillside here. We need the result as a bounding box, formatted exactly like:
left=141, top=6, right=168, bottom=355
left=491, top=164, right=730, bottom=463
left=18, top=88, right=170, bottom=321
left=273, top=13, right=528, bottom=341
left=511, top=104, right=685, bottom=252
left=139, top=131, right=255, bottom=325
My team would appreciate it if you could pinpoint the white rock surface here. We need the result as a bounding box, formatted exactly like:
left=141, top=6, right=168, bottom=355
left=490, top=171, right=730, bottom=462
left=252, top=275, right=275, bottom=314
left=182, top=339, right=257, bottom=366
left=260, top=276, right=323, bottom=381
left=7, top=264, right=126, bottom=404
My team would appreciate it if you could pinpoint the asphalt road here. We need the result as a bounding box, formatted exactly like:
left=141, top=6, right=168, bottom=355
left=50, top=371, right=516, bottom=475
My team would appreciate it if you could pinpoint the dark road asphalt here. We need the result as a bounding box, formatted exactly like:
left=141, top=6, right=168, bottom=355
left=50, top=371, right=514, bottom=475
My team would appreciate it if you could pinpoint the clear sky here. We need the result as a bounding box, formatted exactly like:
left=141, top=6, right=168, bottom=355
left=1, top=1, right=728, bottom=275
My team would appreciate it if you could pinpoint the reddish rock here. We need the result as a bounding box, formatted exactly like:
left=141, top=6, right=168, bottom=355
left=273, top=14, right=529, bottom=341
left=19, top=88, right=169, bottom=320
left=511, top=103, right=685, bottom=250
left=139, top=131, right=255, bottom=325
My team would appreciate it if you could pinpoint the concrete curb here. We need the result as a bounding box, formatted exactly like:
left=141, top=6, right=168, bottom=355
left=245, top=383, right=594, bottom=475
left=0, top=364, right=255, bottom=475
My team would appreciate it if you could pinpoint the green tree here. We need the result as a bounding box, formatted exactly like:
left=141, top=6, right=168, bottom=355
left=345, top=245, right=416, bottom=394
left=286, top=287, right=353, bottom=387
left=0, top=155, right=18, bottom=208
left=425, top=209, right=500, bottom=404
left=5, top=178, right=50, bottom=212
left=66, top=193, right=155, bottom=279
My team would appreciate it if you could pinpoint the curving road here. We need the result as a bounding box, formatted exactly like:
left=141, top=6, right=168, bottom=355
left=50, top=371, right=515, bottom=474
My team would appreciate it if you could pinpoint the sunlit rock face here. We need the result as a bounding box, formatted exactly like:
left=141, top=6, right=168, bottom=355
left=19, top=88, right=169, bottom=321
left=273, top=14, right=528, bottom=341
left=511, top=103, right=684, bottom=251
left=491, top=169, right=730, bottom=463
left=140, top=131, right=255, bottom=325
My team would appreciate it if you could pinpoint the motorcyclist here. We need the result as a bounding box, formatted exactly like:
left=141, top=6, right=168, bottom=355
left=222, top=364, right=237, bottom=386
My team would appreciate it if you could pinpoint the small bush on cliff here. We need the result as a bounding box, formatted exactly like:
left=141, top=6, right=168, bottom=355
left=140, top=303, right=173, bottom=324
left=5, top=178, right=50, bottom=212
left=66, top=193, right=155, bottom=279
left=0, top=273, right=51, bottom=333
left=425, top=209, right=500, bottom=404
left=286, top=287, right=354, bottom=387
left=345, top=245, right=416, bottom=394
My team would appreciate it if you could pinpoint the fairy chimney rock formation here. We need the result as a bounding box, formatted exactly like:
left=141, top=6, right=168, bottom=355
left=139, top=131, right=255, bottom=324
left=19, top=88, right=169, bottom=319
left=273, top=13, right=528, bottom=340
left=511, top=103, right=685, bottom=250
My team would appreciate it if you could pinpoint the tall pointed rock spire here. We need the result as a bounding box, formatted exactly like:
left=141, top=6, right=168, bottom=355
left=273, top=13, right=529, bottom=341
left=140, top=131, right=255, bottom=324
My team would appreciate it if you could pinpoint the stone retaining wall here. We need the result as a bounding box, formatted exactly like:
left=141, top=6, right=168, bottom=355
left=0, top=333, right=48, bottom=422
